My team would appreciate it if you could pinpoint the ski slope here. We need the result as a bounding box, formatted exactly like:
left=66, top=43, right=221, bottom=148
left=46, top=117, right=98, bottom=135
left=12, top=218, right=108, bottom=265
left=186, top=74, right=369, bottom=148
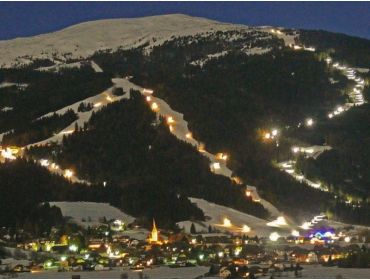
left=49, top=201, right=135, bottom=227
left=177, top=198, right=291, bottom=237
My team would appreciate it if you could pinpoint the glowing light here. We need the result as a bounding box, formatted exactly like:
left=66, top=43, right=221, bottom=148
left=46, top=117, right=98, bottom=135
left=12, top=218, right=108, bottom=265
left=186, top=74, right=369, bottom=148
left=1, top=148, right=16, bottom=160
left=218, top=251, right=224, bottom=258
left=50, top=163, right=59, bottom=170
left=198, top=143, right=206, bottom=153
left=146, top=96, right=152, bottom=102
left=151, top=102, right=159, bottom=111
left=300, top=222, right=311, bottom=230
left=337, top=106, right=344, bottom=112
left=64, top=169, right=74, bottom=179
left=269, top=232, right=280, bottom=241
left=169, top=125, right=174, bottom=132
left=142, top=89, right=154, bottom=95
left=272, top=129, right=278, bottom=136
left=306, top=118, right=314, bottom=127
left=60, top=256, right=67, bottom=262
left=167, top=116, right=175, bottom=124
left=264, top=132, right=271, bottom=139
left=216, top=153, right=228, bottom=161
left=328, top=113, right=333, bottom=119
left=242, top=225, right=251, bottom=233
left=211, top=162, right=221, bottom=170
left=94, top=102, right=102, bottom=108
left=69, top=244, right=78, bottom=252
left=267, top=216, right=287, bottom=227
left=292, top=146, right=300, bottom=153
left=344, top=236, right=351, bottom=243
left=245, top=190, right=252, bottom=197
left=60, top=129, right=74, bottom=135
left=223, top=218, right=231, bottom=227
left=185, top=132, right=192, bottom=139
left=291, top=230, right=300, bottom=237
left=40, top=159, right=49, bottom=167
left=106, top=96, right=113, bottom=102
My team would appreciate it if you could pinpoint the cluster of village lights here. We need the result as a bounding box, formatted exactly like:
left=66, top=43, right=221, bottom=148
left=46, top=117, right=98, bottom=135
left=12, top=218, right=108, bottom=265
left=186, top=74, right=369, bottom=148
left=264, top=128, right=279, bottom=140
left=38, top=158, right=75, bottom=180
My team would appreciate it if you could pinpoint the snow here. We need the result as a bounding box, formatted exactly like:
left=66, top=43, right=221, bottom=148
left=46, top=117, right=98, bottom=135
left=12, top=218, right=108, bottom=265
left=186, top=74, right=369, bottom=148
left=353, top=67, right=369, bottom=73
left=1, top=106, right=13, bottom=112
left=0, top=14, right=248, bottom=68
left=36, top=61, right=83, bottom=72
left=27, top=78, right=134, bottom=147
left=0, top=82, right=28, bottom=89
left=190, top=51, right=229, bottom=67
left=244, top=47, right=271, bottom=56
left=90, top=61, right=103, bottom=73
left=178, top=198, right=290, bottom=237
left=49, top=201, right=135, bottom=228
left=14, top=266, right=209, bottom=279
left=299, top=264, right=370, bottom=279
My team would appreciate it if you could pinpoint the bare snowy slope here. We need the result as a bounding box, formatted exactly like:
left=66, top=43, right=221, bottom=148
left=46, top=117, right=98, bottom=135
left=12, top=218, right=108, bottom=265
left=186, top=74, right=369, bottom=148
left=0, top=14, right=247, bottom=68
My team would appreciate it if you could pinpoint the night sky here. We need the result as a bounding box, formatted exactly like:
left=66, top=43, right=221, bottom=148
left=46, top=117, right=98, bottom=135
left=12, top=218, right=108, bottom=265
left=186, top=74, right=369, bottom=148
left=0, top=2, right=369, bottom=41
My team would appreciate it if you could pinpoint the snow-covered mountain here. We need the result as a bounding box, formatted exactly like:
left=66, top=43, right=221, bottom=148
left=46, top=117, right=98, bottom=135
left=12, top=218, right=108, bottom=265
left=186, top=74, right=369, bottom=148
left=0, top=14, right=251, bottom=68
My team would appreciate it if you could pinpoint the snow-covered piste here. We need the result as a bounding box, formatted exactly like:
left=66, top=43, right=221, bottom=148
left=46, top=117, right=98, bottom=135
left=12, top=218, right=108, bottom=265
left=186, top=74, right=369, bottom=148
left=177, top=198, right=291, bottom=237
left=49, top=201, right=135, bottom=228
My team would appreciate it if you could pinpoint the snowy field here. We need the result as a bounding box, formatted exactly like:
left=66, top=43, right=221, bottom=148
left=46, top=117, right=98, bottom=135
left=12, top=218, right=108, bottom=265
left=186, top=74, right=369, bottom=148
left=13, top=266, right=209, bottom=279
left=49, top=201, right=135, bottom=227
left=297, top=265, right=370, bottom=279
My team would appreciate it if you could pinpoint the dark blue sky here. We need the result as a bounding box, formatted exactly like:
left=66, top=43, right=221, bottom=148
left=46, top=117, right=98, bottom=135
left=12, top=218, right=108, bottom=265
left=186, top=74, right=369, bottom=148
left=0, top=2, right=369, bottom=41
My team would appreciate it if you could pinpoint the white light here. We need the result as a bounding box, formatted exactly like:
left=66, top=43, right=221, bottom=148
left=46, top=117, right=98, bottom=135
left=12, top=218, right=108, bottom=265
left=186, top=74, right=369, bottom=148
left=304, top=148, right=314, bottom=154
left=344, top=236, right=351, bottom=243
left=242, top=225, right=251, bottom=233
left=269, top=232, right=280, bottom=242
left=328, top=113, right=333, bottom=119
left=300, top=222, right=311, bottom=230
left=93, top=102, right=102, bottom=108
left=40, top=159, right=49, bottom=167
left=337, top=106, right=344, bottom=112
left=69, top=244, right=78, bottom=252
left=306, top=118, right=314, bottom=127
left=291, top=230, right=300, bottom=237
left=142, top=89, right=153, bottom=95
left=292, top=146, right=300, bottom=153
left=185, top=132, right=192, bottom=139
left=223, top=218, right=231, bottom=227
left=272, top=129, right=278, bottom=136
left=211, top=162, right=221, bottom=170
left=267, top=216, right=287, bottom=227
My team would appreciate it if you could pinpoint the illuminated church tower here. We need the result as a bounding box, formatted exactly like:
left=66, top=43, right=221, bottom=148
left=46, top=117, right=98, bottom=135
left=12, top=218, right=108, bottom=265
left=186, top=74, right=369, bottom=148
left=150, top=219, right=158, bottom=243
left=147, top=218, right=163, bottom=245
